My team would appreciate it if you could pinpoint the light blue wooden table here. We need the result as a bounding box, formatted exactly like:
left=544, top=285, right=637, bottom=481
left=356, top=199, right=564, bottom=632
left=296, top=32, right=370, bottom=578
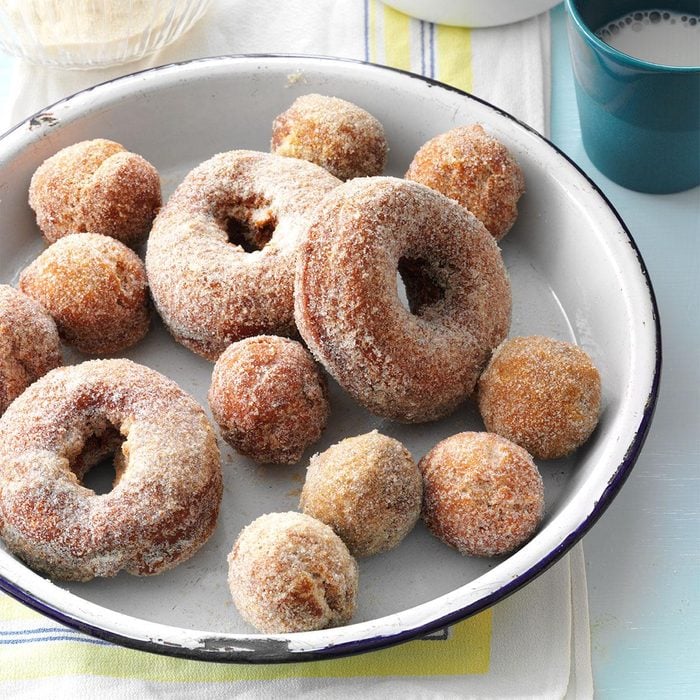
left=0, top=5, right=698, bottom=696
left=549, top=4, right=699, bottom=697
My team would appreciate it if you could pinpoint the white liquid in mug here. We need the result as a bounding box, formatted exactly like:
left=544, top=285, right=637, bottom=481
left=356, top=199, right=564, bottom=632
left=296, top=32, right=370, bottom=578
left=596, top=10, right=700, bottom=67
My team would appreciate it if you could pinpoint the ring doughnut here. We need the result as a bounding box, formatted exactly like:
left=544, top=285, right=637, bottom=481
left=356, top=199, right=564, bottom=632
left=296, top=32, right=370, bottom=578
left=146, top=150, right=340, bottom=360
left=0, top=285, right=62, bottom=415
left=294, top=176, right=511, bottom=422
left=0, top=359, right=222, bottom=581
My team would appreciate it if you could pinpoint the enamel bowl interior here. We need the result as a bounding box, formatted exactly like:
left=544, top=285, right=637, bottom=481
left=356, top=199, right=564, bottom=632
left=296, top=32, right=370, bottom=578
left=0, top=55, right=659, bottom=662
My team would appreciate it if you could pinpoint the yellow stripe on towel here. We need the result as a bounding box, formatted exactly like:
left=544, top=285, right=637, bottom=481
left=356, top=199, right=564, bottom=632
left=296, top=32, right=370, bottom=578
left=0, top=592, right=491, bottom=681
left=436, top=24, right=473, bottom=93
left=382, top=4, right=412, bottom=71
left=0, top=593, right=42, bottom=621
left=368, top=0, right=378, bottom=63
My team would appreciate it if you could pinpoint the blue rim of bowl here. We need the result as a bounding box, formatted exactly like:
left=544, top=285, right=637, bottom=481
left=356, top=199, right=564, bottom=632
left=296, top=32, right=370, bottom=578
left=564, top=0, right=700, bottom=73
left=0, top=54, right=662, bottom=664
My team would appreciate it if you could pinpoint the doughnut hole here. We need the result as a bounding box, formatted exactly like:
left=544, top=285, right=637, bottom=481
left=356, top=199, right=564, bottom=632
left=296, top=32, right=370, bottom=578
left=227, top=511, right=358, bottom=633
left=209, top=336, right=329, bottom=464
left=300, top=431, right=422, bottom=557
left=271, top=94, right=388, bottom=180
left=406, top=124, right=525, bottom=240
left=477, top=336, right=602, bottom=459
left=0, top=285, right=62, bottom=416
left=18, top=232, right=150, bottom=355
left=28, top=138, right=161, bottom=247
left=398, top=256, right=447, bottom=315
left=80, top=151, right=162, bottom=248
left=420, top=432, right=545, bottom=558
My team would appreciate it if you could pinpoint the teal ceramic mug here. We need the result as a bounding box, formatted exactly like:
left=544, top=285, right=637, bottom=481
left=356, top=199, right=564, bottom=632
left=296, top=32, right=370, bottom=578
left=565, top=0, right=700, bottom=193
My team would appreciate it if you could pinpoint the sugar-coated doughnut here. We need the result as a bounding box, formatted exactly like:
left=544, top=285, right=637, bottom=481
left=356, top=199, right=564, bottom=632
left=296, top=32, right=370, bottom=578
left=405, top=124, right=525, bottom=240
left=271, top=94, right=388, bottom=180
left=227, top=511, right=358, bottom=633
left=146, top=150, right=340, bottom=360
left=0, top=359, right=222, bottom=581
left=295, top=176, right=511, bottom=423
left=300, top=430, right=422, bottom=557
left=29, top=138, right=161, bottom=247
left=209, top=336, right=329, bottom=464
left=0, top=285, right=62, bottom=415
left=18, top=233, right=150, bottom=355
left=477, top=335, right=602, bottom=459
left=420, top=432, right=544, bottom=557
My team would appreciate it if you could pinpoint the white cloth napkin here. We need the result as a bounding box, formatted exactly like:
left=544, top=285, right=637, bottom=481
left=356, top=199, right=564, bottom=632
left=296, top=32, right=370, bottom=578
left=4, top=0, right=550, bottom=134
left=0, top=1, right=592, bottom=697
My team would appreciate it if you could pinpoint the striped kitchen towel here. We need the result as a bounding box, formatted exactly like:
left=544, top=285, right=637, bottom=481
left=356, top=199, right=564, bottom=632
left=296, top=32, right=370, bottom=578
left=3, top=0, right=550, bottom=135
left=0, top=1, right=591, bottom=697
left=0, top=544, right=591, bottom=698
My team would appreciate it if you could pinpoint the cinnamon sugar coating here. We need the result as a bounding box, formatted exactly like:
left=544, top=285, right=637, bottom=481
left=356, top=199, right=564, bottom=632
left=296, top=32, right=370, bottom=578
left=420, top=432, right=544, bottom=558
left=300, top=431, right=422, bottom=557
left=295, top=176, right=511, bottom=423
left=29, top=138, right=161, bottom=247
left=0, top=285, right=62, bottom=415
left=18, top=233, right=150, bottom=355
left=477, top=336, right=602, bottom=459
left=227, top=511, right=358, bottom=633
left=271, top=94, right=388, bottom=180
left=405, top=124, right=525, bottom=241
left=145, top=150, right=340, bottom=361
left=0, top=359, right=222, bottom=581
left=209, top=336, right=329, bottom=464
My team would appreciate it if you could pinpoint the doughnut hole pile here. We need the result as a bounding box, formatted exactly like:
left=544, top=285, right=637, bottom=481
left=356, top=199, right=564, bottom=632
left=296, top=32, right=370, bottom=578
left=19, top=233, right=150, bottom=355
left=208, top=336, right=329, bottom=464
left=29, top=138, right=161, bottom=247
left=478, top=336, right=602, bottom=459
left=0, top=107, right=603, bottom=636
left=420, top=432, right=545, bottom=558
left=0, top=285, right=62, bottom=415
left=271, top=94, right=388, bottom=180
left=300, top=431, right=422, bottom=557
left=227, top=511, right=358, bottom=633
left=406, top=124, right=525, bottom=241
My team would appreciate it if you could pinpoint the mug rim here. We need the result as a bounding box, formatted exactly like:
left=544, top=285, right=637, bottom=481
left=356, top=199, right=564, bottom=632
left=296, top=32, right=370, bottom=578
left=564, top=0, right=700, bottom=73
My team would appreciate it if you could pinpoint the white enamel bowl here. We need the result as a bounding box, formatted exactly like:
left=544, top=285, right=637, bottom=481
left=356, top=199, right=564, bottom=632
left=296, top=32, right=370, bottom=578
left=0, top=55, right=660, bottom=662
